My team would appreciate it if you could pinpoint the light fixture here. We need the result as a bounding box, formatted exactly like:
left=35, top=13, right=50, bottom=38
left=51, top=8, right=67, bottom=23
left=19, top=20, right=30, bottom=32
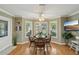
left=38, top=4, right=45, bottom=21
left=39, top=18, right=42, bottom=21
left=39, top=15, right=45, bottom=21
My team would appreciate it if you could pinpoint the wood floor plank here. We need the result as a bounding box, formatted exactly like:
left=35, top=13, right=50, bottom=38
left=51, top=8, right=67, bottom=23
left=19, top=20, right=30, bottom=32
left=9, top=42, right=76, bottom=55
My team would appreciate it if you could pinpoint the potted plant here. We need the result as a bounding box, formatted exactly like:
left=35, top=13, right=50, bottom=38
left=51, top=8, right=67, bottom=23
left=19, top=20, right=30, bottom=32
left=62, top=31, right=74, bottom=43
left=12, top=36, right=17, bottom=46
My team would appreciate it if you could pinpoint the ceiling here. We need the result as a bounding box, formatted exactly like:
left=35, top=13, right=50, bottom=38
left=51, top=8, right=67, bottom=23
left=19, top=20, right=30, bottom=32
left=0, top=4, right=79, bottom=20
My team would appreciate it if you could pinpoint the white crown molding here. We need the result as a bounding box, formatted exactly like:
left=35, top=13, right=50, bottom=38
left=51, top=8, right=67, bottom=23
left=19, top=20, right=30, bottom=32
left=69, top=11, right=79, bottom=16
left=0, top=8, right=14, bottom=16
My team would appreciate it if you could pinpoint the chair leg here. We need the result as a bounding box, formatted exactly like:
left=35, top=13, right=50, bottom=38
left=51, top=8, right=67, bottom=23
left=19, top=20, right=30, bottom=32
left=34, top=46, right=37, bottom=55
left=49, top=43, right=51, bottom=48
left=47, top=43, right=51, bottom=48
left=44, top=47, right=46, bottom=55
left=46, top=44, right=48, bottom=54
left=29, top=43, right=31, bottom=47
left=45, top=43, right=51, bottom=54
left=36, top=47, right=37, bottom=54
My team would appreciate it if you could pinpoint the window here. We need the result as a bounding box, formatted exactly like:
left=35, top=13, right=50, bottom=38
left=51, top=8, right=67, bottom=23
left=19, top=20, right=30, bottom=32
left=25, top=21, right=32, bottom=37
left=0, top=20, right=8, bottom=37
left=34, top=22, right=48, bottom=36
left=50, top=20, right=57, bottom=38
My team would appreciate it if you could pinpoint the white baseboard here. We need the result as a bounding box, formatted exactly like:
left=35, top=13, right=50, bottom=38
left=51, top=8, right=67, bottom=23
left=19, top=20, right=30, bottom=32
left=51, top=41, right=66, bottom=45
left=0, top=46, right=16, bottom=55
left=0, top=44, right=12, bottom=52
left=17, top=40, right=66, bottom=45
left=17, top=41, right=29, bottom=44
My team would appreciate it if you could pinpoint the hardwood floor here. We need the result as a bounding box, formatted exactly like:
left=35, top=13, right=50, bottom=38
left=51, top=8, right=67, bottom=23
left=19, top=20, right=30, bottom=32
left=9, top=42, right=76, bottom=55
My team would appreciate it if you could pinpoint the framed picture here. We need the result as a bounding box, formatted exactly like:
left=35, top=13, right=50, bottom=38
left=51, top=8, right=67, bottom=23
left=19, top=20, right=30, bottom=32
left=0, top=20, right=8, bottom=37
left=16, top=26, right=21, bottom=31
left=16, top=22, right=21, bottom=31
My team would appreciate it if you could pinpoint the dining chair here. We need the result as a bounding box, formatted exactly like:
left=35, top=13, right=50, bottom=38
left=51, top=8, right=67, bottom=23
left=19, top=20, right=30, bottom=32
left=45, top=35, right=51, bottom=54
left=46, top=35, right=51, bottom=47
left=34, top=38, right=46, bottom=55
left=29, top=36, right=35, bottom=47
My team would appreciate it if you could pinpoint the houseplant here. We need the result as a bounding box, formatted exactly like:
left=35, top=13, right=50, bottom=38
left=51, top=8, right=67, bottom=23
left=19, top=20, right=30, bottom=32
left=36, top=31, right=47, bottom=37
left=62, top=31, right=74, bottom=43
left=12, top=36, right=17, bottom=46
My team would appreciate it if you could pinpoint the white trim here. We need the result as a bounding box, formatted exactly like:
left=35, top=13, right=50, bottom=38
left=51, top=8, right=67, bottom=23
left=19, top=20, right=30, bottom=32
left=69, top=11, right=79, bottom=16
left=0, top=8, right=14, bottom=16
left=0, top=15, right=12, bottom=20
left=0, top=45, right=16, bottom=55
left=51, top=41, right=66, bottom=45
left=17, top=41, right=66, bottom=45
left=17, top=41, right=29, bottom=44
left=0, top=15, right=12, bottom=52
left=0, top=44, right=12, bottom=52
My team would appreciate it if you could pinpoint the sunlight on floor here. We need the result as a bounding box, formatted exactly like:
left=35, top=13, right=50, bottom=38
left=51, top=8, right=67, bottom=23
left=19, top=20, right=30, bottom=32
left=51, top=47, right=57, bottom=54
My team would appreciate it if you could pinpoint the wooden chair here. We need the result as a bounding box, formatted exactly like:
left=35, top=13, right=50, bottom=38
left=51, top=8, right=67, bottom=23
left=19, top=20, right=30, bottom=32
left=34, top=38, right=46, bottom=54
left=45, top=35, right=51, bottom=54
left=29, top=36, right=35, bottom=47
left=46, top=35, right=51, bottom=47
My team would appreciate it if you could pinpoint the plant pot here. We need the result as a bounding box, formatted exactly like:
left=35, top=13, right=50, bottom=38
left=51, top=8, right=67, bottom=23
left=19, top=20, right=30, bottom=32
left=13, top=36, right=17, bottom=46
